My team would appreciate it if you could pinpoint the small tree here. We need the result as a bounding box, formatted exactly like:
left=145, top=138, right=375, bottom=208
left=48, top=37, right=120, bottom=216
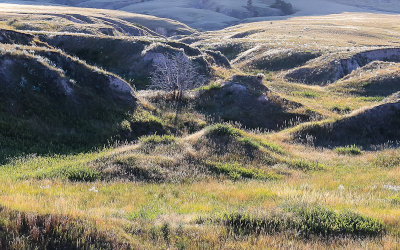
left=150, top=52, right=204, bottom=124
left=150, top=52, right=202, bottom=101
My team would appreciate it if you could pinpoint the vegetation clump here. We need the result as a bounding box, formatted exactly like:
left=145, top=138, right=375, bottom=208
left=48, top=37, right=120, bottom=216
left=206, top=161, right=280, bottom=181
left=207, top=206, right=385, bottom=239
left=139, top=134, right=177, bottom=145
left=0, top=206, right=130, bottom=249
left=207, top=124, right=241, bottom=137
left=334, top=145, right=362, bottom=155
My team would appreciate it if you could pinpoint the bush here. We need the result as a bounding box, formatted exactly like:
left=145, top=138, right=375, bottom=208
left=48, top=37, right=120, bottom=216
left=334, top=145, right=362, bottom=155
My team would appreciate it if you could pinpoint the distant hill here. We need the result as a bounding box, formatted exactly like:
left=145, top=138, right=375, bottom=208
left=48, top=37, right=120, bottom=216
left=0, top=2, right=195, bottom=36
left=5, top=0, right=399, bottom=30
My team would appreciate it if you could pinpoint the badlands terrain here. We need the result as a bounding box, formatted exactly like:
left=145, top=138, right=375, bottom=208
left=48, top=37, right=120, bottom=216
left=0, top=1, right=399, bottom=249
left=2, top=0, right=400, bottom=29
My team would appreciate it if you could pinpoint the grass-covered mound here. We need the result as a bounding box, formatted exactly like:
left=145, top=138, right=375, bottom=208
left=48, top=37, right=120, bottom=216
left=0, top=44, right=137, bottom=162
left=330, top=61, right=400, bottom=97
left=196, top=75, right=319, bottom=130
left=293, top=97, right=400, bottom=147
left=196, top=124, right=324, bottom=175
left=0, top=124, right=322, bottom=183
left=233, top=47, right=321, bottom=72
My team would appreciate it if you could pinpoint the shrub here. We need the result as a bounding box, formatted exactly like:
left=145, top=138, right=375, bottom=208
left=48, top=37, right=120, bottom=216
left=334, top=145, right=362, bottom=155
left=293, top=206, right=385, bottom=238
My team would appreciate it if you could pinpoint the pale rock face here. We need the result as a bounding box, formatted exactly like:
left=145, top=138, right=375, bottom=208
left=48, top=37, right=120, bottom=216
left=60, top=79, right=73, bottom=96
left=108, top=76, right=134, bottom=95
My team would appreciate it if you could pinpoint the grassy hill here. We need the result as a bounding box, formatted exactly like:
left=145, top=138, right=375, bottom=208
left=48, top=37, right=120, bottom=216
left=0, top=4, right=399, bottom=249
left=0, top=3, right=195, bottom=36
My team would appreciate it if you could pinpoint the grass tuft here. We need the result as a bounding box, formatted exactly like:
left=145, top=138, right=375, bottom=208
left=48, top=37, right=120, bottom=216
left=139, top=134, right=177, bottom=145
left=334, top=145, right=362, bottom=155
left=206, top=161, right=280, bottom=181
left=207, top=124, right=241, bottom=137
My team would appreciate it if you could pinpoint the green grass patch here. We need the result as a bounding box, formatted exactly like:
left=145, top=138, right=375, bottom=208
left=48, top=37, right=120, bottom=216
left=29, top=165, right=100, bottom=182
left=196, top=82, right=222, bottom=91
left=206, top=205, right=385, bottom=238
left=207, top=124, right=241, bottom=137
left=206, top=161, right=280, bottom=181
left=139, top=134, right=177, bottom=145
left=287, top=159, right=325, bottom=171
left=359, top=96, right=385, bottom=102
left=334, top=145, right=362, bottom=155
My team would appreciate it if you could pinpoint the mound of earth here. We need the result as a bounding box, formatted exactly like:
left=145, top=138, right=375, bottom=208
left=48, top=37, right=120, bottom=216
left=330, top=61, right=400, bottom=97
left=293, top=95, right=400, bottom=147
left=0, top=43, right=137, bottom=161
left=94, top=124, right=292, bottom=183
left=196, top=75, right=319, bottom=130
left=284, top=48, right=400, bottom=85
